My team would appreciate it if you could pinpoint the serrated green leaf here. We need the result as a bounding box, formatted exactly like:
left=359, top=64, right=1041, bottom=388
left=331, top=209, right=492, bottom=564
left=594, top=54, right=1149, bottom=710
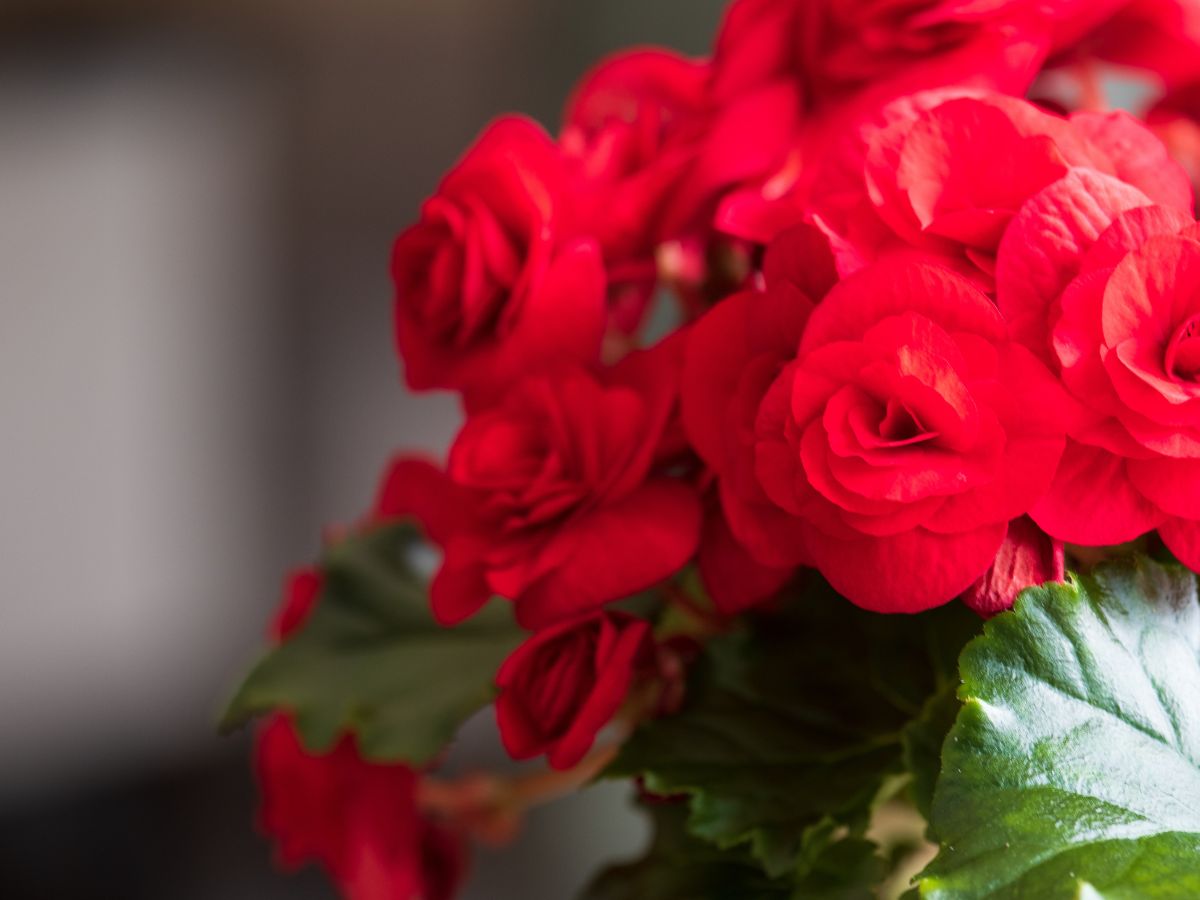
left=609, top=577, right=979, bottom=879
left=581, top=802, right=884, bottom=900
left=582, top=803, right=793, bottom=900
left=918, top=557, right=1200, bottom=898
left=220, top=524, right=523, bottom=764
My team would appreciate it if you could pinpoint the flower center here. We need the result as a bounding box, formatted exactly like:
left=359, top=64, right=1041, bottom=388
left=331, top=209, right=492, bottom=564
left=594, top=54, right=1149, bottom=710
left=1166, top=314, right=1200, bottom=382
left=877, top=399, right=936, bottom=446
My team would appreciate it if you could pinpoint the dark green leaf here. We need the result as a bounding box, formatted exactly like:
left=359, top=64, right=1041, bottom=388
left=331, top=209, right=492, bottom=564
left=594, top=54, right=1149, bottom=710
left=610, top=576, right=979, bottom=879
left=582, top=803, right=792, bottom=900
left=581, top=802, right=884, bottom=900
left=792, top=837, right=888, bottom=899
left=901, top=683, right=962, bottom=825
left=220, top=524, right=523, bottom=764
left=919, top=557, right=1200, bottom=898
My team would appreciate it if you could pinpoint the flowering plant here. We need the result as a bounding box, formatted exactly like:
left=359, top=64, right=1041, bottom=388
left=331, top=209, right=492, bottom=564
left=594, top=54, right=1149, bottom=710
left=223, top=2, right=1200, bottom=897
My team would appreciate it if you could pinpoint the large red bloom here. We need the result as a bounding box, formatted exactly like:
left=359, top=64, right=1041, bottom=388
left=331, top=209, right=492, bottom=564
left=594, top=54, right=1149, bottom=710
left=429, top=339, right=701, bottom=628
left=811, top=91, right=1193, bottom=285
left=495, top=610, right=655, bottom=769
left=690, top=257, right=1072, bottom=612
left=997, top=174, right=1200, bottom=564
left=392, top=117, right=606, bottom=405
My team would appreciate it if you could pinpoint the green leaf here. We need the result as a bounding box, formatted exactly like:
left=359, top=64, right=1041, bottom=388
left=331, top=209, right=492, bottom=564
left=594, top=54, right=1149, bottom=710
left=901, top=683, right=962, bottom=825
left=220, top=523, right=523, bottom=764
left=609, top=576, right=980, bottom=879
left=581, top=802, right=884, bottom=900
left=793, top=838, right=888, bottom=899
left=918, top=557, right=1200, bottom=899
left=581, top=803, right=793, bottom=900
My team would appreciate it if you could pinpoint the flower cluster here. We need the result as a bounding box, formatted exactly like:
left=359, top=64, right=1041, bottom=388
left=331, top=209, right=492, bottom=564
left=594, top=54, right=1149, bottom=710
left=241, top=1, right=1200, bottom=897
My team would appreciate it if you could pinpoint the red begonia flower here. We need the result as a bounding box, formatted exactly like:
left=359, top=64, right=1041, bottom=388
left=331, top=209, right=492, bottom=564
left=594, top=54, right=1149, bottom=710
left=688, top=257, right=1071, bottom=612
left=393, top=116, right=606, bottom=406
left=426, top=339, right=701, bottom=628
left=997, top=163, right=1200, bottom=560
left=495, top=610, right=655, bottom=769
left=812, top=91, right=1192, bottom=284
left=256, top=716, right=466, bottom=900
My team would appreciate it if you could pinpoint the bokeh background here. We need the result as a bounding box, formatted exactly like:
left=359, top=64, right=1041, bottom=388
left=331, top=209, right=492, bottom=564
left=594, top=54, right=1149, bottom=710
left=0, top=2, right=726, bottom=897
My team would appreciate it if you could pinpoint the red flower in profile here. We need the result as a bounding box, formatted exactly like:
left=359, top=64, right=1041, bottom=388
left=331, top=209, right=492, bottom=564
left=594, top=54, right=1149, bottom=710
left=256, top=717, right=465, bottom=900
left=255, top=570, right=466, bottom=900
left=495, top=611, right=656, bottom=769
left=429, top=340, right=702, bottom=629
left=392, top=116, right=606, bottom=406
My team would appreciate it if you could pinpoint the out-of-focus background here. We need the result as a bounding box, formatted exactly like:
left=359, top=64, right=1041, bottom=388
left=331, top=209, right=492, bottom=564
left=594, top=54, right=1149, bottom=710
left=0, top=2, right=725, bottom=897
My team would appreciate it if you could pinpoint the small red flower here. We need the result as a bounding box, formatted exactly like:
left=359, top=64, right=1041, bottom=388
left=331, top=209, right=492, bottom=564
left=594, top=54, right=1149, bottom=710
left=392, top=117, right=606, bottom=406
left=963, top=516, right=1065, bottom=618
left=256, top=717, right=466, bottom=900
left=429, top=340, right=702, bottom=628
left=563, top=49, right=709, bottom=330
left=495, top=611, right=656, bottom=769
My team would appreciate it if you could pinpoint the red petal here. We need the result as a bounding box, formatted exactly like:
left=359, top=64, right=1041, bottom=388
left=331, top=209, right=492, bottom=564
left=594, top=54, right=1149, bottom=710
left=1070, top=110, right=1194, bottom=212
left=430, top=547, right=492, bottom=625
left=550, top=618, right=651, bottom=768
left=514, top=480, right=702, bottom=627
left=804, top=521, right=1007, bottom=613
left=372, top=457, right=474, bottom=545
left=996, top=169, right=1151, bottom=360
left=962, top=516, right=1065, bottom=618
left=1128, top=456, right=1200, bottom=518
left=1031, top=441, right=1166, bottom=544
left=682, top=292, right=756, bottom=472
left=1161, top=517, right=1200, bottom=571
left=800, top=259, right=1002, bottom=353
left=698, top=504, right=793, bottom=615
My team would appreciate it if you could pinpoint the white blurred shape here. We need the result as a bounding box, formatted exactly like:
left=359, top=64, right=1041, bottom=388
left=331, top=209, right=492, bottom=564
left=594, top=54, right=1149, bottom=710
left=0, top=50, right=285, bottom=794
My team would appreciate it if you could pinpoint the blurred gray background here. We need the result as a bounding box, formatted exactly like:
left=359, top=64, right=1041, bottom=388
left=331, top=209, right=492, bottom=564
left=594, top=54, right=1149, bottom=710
left=0, top=2, right=724, bottom=897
